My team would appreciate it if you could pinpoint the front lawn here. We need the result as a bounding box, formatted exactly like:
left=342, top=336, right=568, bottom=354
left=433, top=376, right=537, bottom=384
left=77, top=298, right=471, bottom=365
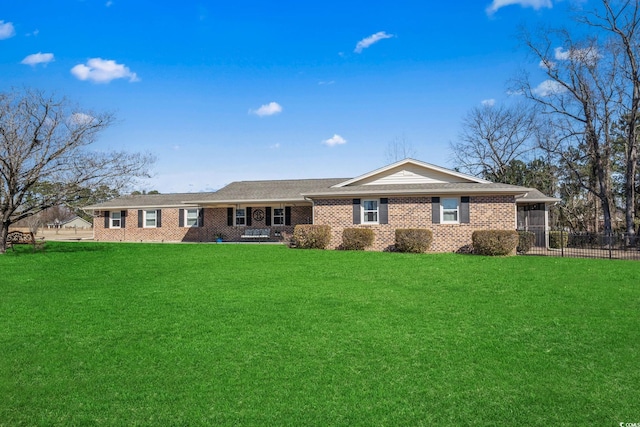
left=1, top=243, right=638, bottom=425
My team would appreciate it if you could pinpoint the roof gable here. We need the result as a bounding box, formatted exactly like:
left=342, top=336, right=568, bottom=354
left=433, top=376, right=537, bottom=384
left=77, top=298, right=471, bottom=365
left=332, top=158, right=489, bottom=187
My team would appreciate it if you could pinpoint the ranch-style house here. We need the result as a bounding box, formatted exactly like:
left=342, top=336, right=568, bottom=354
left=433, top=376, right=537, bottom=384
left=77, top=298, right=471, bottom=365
left=85, top=159, right=559, bottom=252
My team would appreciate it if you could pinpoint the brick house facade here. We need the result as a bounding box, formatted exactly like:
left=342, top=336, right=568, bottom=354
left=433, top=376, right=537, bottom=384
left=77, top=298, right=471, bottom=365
left=313, top=195, right=515, bottom=252
left=86, top=159, right=558, bottom=252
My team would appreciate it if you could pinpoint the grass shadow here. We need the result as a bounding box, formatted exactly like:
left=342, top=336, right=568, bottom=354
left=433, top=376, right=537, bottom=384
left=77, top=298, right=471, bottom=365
left=6, top=241, right=111, bottom=255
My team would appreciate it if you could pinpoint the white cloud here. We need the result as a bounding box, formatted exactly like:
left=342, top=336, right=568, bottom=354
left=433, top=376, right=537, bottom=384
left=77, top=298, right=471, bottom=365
left=532, top=79, right=567, bottom=96
left=249, top=102, right=283, bottom=117
left=322, top=134, right=347, bottom=147
left=71, top=58, right=140, bottom=83
left=481, top=99, right=496, bottom=106
left=0, top=21, right=16, bottom=40
left=69, top=113, right=95, bottom=126
left=354, top=31, right=394, bottom=53
left=486, top=0, right=552, bottom=15
left=270, top=143, right=281, bottom=149
left=539, top=58, right=556, bottom=70
left=21, top=52, right=54, bottom=66
left=554, top=46, right=600, bottom=64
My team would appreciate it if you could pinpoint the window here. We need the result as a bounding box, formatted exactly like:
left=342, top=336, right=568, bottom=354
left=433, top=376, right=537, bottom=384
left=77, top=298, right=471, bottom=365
left=273, top=208, right=285, bottom=225
left=441, top=198, right=459, bottom=223
left=110, top=211, right=121, bottom=228
left=235, top=208, right=246, bottom=226
left=362, top=200, right=379, bottom=224
left=186, top=209, right=199, bottom=227
left=144, top=210, right=157, bottom=228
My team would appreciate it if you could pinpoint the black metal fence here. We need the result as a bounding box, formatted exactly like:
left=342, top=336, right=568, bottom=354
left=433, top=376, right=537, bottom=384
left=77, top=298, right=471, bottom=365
left=517, top=228, right=640, bottom=260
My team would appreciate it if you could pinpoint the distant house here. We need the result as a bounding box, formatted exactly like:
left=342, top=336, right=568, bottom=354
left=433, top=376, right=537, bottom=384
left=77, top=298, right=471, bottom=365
left=47, top=216, right=93, bottom=229
left=84, top=159, right=559, bottom=251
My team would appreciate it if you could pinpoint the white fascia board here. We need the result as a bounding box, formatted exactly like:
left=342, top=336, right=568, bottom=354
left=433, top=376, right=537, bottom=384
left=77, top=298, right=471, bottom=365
left=332, top=158, right=490, bottom=187
left=303, top=188, right=527, bottom=198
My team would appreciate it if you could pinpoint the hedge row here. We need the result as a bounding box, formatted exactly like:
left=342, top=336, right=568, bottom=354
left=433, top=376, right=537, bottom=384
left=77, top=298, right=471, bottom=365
left=292, top=225, right=521, bottom=256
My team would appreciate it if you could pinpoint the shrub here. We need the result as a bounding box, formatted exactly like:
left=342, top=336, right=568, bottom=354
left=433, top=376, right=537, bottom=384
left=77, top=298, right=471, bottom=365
left=471, top=230, right=519, bottom=256
left=549, top=230, right=568, bottom=249
left=517, top=231, right=535, bottom=254
left=341, top=228, right=375, bottom=250
left=395, top=229, right=433, bottom=253
left=292, top=225, right=331, bottom=249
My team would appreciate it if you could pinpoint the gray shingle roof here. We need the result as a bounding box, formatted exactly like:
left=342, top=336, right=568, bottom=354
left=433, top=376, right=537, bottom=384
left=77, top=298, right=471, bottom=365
left=85, top=179, right=558, bottom=210
left=515, top=188, right=561, bottom=203
left=84, top=192, right=217, bottom=210
left=301, top=182, right=533, bottom=197
left=189, top=178, right=348, bottom=204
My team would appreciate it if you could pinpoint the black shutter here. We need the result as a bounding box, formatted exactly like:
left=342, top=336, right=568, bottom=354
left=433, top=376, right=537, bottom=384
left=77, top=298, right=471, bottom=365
left=432, top=197, right=440, bottom=224
left=179, top=209, right=184, bottom=227
left=265, top=207, right=272, bottom=226
left=379, top=198, right=388, bottom=224
left=156, top=210, right=162, bottom=228
left=138, top=210, right=143, bottom=228
left=227, top=208, right=234, bottom=226
left=246, top=207, right=252, bottom=226
left=353, top=199, right=361, bottom=224
left=285, top=206, right=292, bottom=226
left=460, top=197, right=470, bottom=224
left=198, top=208, right=204, bottom=227
left=104, top=212, right=110, bottom=229
left=121, top=211, right=126, bottom=228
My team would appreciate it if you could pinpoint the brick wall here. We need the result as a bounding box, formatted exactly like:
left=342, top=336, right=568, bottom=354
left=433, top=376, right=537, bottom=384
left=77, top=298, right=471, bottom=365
left=312, top=195, right=516, bottom=252
left=207, top=206, right=312, bottom=241
left=93, top=198, right=515, bottom=251
left=94, top=206, right=313, bottom=243
left=94, top=208, right=215, bottom=242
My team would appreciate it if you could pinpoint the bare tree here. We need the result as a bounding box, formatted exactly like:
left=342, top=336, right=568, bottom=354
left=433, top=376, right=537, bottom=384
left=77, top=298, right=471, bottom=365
left=0, top=88, right=155, bottom=253
left=515, top=21, right=620, bottom=233
left=515, top=1, right=640, bottom=236
left=578, top=0, right=640, bottom=236
left=450, top=102, right=538, bottom=181
left=384, top=134, right=417, bottom=163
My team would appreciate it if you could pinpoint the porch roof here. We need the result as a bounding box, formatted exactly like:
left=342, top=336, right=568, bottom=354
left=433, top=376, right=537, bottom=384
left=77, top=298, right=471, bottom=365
left=515, top=189, right=561, bottom=204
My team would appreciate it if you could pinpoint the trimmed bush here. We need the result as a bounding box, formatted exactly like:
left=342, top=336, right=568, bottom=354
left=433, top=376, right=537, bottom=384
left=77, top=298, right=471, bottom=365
left=517, top=231, right=535, bottom=254
left=549, top=230, right=568, bottom=249
left=341, top=228, right=375, bottom=251
left=395, top=229, right=433, bottom=253
left=472, top=230, right=519, bottom=256
left=292, top=225, right=331, bottom=249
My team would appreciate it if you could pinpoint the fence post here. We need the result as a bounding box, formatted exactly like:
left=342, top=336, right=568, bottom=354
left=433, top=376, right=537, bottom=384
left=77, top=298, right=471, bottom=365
left=561, top=229, right=564, bottom=257
left=609, top=232, right=612, bottom=259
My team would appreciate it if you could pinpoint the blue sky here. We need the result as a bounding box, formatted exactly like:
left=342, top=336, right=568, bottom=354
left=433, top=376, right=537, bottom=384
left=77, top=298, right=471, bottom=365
left=2, top=0, right=569, bottom=193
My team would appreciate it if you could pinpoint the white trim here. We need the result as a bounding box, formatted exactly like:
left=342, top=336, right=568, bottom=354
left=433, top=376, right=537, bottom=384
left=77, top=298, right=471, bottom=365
left=272, top=207, right=285, bottom=226
left=332, top=159, right=490, bottom=188
left=143, top=210, right=157, bottom=228
left=185, top=208, right=199, bottom=227
left=235, top=207, right=246, bottom=226
left=440, top=197, right=460, bottom=224
left=110, top=211, right=122, bottom=229
left=361, top=199, right=379, bottom=224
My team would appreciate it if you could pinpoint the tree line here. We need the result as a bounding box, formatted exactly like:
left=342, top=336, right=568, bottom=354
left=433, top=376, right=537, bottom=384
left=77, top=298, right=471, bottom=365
left=451, top=0, right=640, bottom=236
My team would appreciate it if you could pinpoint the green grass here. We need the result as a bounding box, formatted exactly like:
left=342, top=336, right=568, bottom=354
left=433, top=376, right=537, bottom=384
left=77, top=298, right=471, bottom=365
left=1, top=243, right=639, bottom=426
